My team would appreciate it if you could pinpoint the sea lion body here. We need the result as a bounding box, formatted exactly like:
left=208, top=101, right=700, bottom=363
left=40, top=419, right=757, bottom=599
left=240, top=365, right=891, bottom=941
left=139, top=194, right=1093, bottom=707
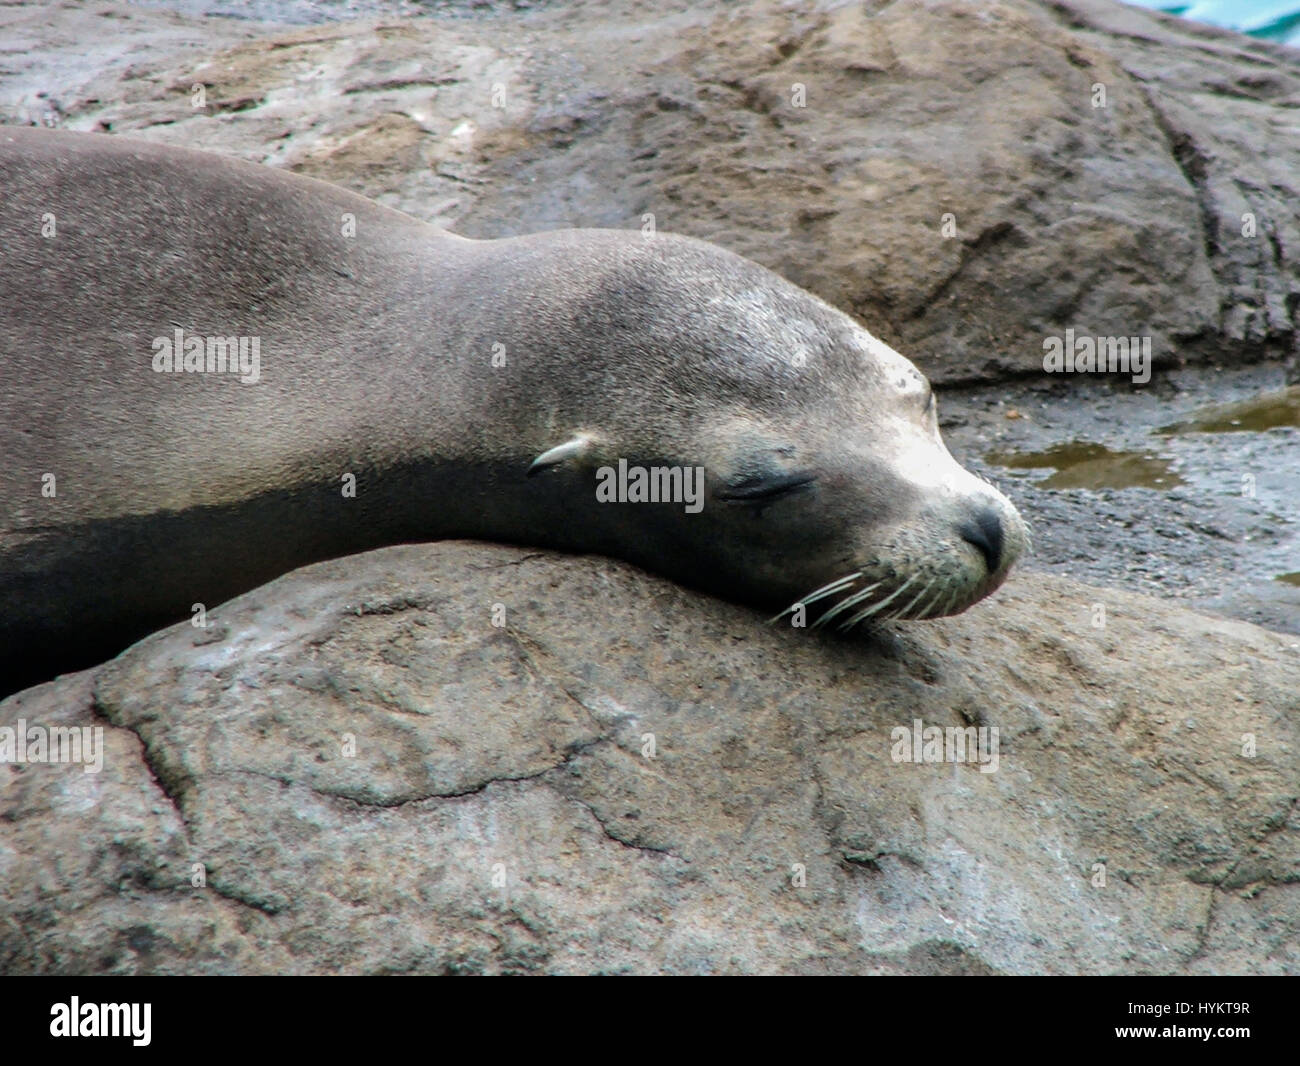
left=0, top=127, right=1026, bottom=696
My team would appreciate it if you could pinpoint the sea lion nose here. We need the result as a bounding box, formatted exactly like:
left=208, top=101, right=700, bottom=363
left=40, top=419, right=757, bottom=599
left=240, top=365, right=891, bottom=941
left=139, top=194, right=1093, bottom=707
left=958, top=506, right=1004, bottom=573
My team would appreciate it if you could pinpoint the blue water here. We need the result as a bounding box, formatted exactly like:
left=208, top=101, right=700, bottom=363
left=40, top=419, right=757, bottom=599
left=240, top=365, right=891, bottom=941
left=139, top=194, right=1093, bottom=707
left=1127, top=0, right=1300, bottom=45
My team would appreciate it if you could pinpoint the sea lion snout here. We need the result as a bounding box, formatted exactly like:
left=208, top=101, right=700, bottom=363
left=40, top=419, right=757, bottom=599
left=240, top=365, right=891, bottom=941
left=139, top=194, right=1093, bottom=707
left=958, top=505, right=1005, bottom=574
left=953, top=480, right=1028, bottom=590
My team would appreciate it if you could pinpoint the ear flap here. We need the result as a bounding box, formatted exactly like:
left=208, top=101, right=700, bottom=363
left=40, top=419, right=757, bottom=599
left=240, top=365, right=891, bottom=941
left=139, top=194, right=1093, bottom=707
left=527, top=435, right=593, bottom=477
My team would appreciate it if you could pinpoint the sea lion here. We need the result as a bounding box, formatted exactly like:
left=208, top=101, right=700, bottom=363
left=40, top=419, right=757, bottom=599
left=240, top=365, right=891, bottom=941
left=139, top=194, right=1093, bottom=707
left=0, top=127, right=1027, bottom=698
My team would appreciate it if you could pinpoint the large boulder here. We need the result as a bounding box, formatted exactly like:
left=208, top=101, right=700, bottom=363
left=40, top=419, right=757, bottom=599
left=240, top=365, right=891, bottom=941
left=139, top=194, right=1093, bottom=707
left=3, top=544, right=1296, bottom=974
left=4, top=0, right=1295, bottom=382
left=1, top=0, right=1296, bottom=976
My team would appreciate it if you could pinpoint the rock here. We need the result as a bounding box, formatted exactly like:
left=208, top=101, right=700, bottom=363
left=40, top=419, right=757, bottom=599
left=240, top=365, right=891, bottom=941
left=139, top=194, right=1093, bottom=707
left=1, top=0, right=1296, bottom=383
left=2, top=543, right=1296, bottom=974
left=2, top=0, right=1297, bottom=975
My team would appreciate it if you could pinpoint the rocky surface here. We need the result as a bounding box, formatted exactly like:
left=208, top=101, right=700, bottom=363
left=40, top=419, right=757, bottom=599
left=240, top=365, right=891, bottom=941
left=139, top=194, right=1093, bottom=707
left=2, top=544, right=1297, bottom=975
left=1, top=0, right=1297, bottom=975
left=945, top=362, right=1300, bottom=636
left=4, top=0, right=1296, bottom=383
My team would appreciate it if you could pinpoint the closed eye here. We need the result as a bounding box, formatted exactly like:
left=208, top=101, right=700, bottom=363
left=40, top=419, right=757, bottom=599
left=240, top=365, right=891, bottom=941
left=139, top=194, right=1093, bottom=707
left=716, top=471, right=818, bottom=503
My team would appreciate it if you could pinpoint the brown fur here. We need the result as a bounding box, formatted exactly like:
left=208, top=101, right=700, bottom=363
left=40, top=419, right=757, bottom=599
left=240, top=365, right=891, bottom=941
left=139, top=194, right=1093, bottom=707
left=0, top=127, right=1025, bottom=696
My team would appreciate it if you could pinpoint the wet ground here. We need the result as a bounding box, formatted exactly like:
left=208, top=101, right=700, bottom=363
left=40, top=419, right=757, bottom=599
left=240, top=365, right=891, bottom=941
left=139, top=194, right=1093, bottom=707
left=941, top=362, right=1300, bottom=634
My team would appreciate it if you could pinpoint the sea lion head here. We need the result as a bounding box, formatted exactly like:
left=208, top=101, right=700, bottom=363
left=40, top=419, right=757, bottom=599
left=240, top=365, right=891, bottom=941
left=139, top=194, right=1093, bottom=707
left=504, top=230, right=1028, bottom=626
left=691, top=336, right=1030, bottom=628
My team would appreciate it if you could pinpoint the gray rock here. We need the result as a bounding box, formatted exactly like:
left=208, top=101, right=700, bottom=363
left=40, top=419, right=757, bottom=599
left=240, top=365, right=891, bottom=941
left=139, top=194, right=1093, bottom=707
left=3, top=544, right=1296, bottom=974
left=2, top=0, right=1298, bottom=975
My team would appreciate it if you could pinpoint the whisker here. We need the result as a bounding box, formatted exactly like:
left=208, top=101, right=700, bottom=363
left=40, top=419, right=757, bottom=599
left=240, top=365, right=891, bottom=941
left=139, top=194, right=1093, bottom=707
left=812, top=580, right=882, bottom=629
left=800, top=575, right=860, bottom=608
left=839, top=572, right=921, bottom=631
left=895, top=577, right=936, bottom=620
left=914, top=582, right=947, bottom=619
left=767, top=571, right=861, bottom=624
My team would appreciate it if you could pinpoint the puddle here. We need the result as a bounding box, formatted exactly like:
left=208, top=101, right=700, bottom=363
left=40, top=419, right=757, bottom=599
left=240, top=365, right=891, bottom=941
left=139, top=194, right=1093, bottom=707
left=946, top=363, right=1299, bottom=633
left=1157, top=385, right=1300, bottom=435
left=984, top=441, right=1186, bottom=490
